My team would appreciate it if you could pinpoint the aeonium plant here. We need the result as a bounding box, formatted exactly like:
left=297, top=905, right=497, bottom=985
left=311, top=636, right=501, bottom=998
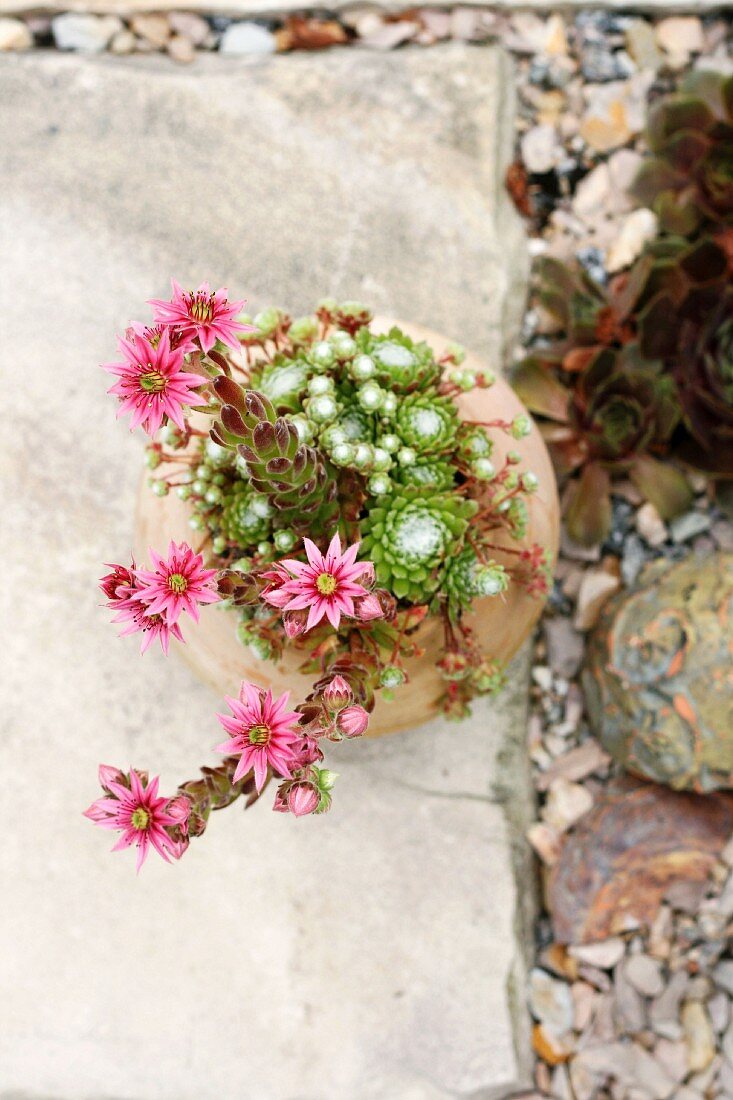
left=88, top=280, right=550, bottom=870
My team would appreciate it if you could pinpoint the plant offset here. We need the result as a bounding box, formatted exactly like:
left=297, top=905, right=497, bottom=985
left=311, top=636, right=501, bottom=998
left=89, top=284, right=550, bottom=868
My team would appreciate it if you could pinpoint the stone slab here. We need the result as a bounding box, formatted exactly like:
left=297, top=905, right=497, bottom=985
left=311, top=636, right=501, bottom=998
left=0, top=48, right=534, bottom=1098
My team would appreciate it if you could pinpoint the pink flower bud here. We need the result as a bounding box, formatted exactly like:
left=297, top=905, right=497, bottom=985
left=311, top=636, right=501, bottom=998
left=165, top=795, right=191, bottom=826
left=354, top=593, right=384, bottom=621
left=273, top=779, right=320, bottom=817
left=287, top=783, right=320, bottom=817
left=283, top=609, right=308, bottom=638
left=98, top=764, right=125, bottom=791
left=337, top=704, right=369, bottom=739
left=322, top=675, right=354, bottom=712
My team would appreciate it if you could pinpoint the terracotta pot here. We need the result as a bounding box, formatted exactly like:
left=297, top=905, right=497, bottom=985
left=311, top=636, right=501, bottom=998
left=136, top=317, right=560, bottom=735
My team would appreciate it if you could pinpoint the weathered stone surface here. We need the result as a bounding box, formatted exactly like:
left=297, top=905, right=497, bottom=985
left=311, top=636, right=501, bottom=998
left=0, top=48, right=534, bottom=1098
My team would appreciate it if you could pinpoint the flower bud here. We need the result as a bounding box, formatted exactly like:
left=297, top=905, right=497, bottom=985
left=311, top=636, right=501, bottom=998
left=165, top=795, right=192, bottom=826
left=337, top=705, right=369, bottom=738
left=287, top=782, right=320, bottom=817
left=98, top=764, right=125, bottom=792
left=355, top=592, right=383, bottom=621
left=323, top=675, right=354, bottom=712
left=283, top=609, right=308, bottom=638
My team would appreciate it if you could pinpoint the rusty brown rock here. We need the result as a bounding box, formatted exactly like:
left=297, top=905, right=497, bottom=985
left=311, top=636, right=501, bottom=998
left=583, top=553, right=733, bottom=792
left=549, top=778, right=733, bottom=944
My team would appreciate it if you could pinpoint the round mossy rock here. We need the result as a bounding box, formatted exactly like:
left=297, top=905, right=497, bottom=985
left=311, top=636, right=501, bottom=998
left=583, top=552, right=733, bottom=792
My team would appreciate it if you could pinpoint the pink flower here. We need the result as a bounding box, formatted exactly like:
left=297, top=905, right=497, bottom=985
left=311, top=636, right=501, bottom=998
left=336, top=705, right=370, bottom=739
left=103, top=328, right=209, bottom=436
left=112, top=595, right=185, bottom=655
left=322, top=675, right=354, bottom=712
left=149, top=279, right=251, bottom=354
left=265, top=534, right=371, bottom=632
left=215, top=682, right=302, bottom=792
left=83, top=768, right=185, bottom=872
left=134, top=541, right=219, bottom=626
left=99, top=562, right=137, bottom=606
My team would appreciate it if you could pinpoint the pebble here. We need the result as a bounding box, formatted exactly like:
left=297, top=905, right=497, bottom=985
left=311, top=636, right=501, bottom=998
left=130, top=13, right=170, bottom=47
left=651, top=970, right=689, bottom=1040
left=109, top=29, right=136, bottom=55
left=361, top=21, right=418, bottom=49
left=52, top=12, right=122, bottom=52
left=654, top=1037, right=689, bottom=1083
left=709, top=991, right=730, bottom=1034
left=536, top=741, right=610, bottom=792
left=656, top=16, right=704, bottom=58
left=625, top=953, right=665, bottom=998
left=167, top=34, right=196, bottom=63
left=606, top=208, right=658, bottom=273
left=529, top=968, right=575, bottom=1037
left=581, top=44, right=626, bottom=83
left=714, top=961, right=733, bottom=998
left=543, top=778, right=593, bottom=833
left=681, top=1000, right=716, bottom=1073
left=615, top=958, right=648, bottom=1033
left=0, top=16, right=32, bottom=50
left=521, top=124, right=560, bottom=174
left=168, top=11, right=210, bottom=46
left=542, top=618, right=585, bottom=679
left=625, top=19, right=664, bottom=71
left=573, top=568, right=620, bottom=631
left=219, top=22, right=276, bottom=55
left=636, top=501, right=668, bottom=547
left=569, top=938, right=625, bottom=969
left=669, top=510, right=712, bottom=544
left=572, top=980, right=596, bottom=1031
left=527, top=821, right=562, bottom=866
left=621, top=533, right=647, bottom=586
left=532, top=1022, right=574, bottom=1065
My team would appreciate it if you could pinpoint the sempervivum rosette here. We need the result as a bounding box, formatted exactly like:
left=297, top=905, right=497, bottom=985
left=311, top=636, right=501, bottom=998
left=360, top=490, right=477, bottom=602
left=394, top=393, right=459, bottom=457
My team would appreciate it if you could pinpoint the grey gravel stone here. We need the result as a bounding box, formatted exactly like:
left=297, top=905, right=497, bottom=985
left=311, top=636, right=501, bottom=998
left=51, top=11, right=121, bottom=50
left=219, top=20, right=275, bottom=53
left=669, top=510, right=712, bottom=544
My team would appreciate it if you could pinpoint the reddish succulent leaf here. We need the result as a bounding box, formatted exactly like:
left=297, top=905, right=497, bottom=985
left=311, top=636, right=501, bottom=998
left=628, top=455, right=693, bottom=520
left=564, top=463, right=612, bottom=547
left=549, top=778, right=733, bottom=944
left=512, top=360, right=570, bottom=422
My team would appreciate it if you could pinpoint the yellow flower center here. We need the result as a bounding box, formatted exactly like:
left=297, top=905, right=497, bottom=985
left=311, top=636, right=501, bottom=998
left=316, top=572, right=337, bottom=596
left=169, top=573, right=188, bottom=595
left=188, top=293, right=215, bottom=322
left=248, top=724, right=270, bottom=746
left=131, top=807, right=150, bottom=831
left=139, top=370, right=166, bottom=394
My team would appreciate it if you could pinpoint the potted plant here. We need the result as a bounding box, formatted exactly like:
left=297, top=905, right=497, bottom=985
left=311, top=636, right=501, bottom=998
left=87, top=283, right=558, bottom=869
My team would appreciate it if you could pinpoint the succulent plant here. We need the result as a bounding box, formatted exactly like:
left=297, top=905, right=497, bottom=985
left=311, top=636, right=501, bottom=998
left=361, top=490, right=478, bottom=601
left=584, top=553, right=733, bottom=792
left=513, top=258, right=692, bottom=545
left=146, top=298, right=546, bottom=714
left=631, top=71, right=733, bottom=236
left=357, top=327, right=441, bottom=392
left=394, top=393, right=459, bottom=456
left=211, top=381, right=339, bottom=535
